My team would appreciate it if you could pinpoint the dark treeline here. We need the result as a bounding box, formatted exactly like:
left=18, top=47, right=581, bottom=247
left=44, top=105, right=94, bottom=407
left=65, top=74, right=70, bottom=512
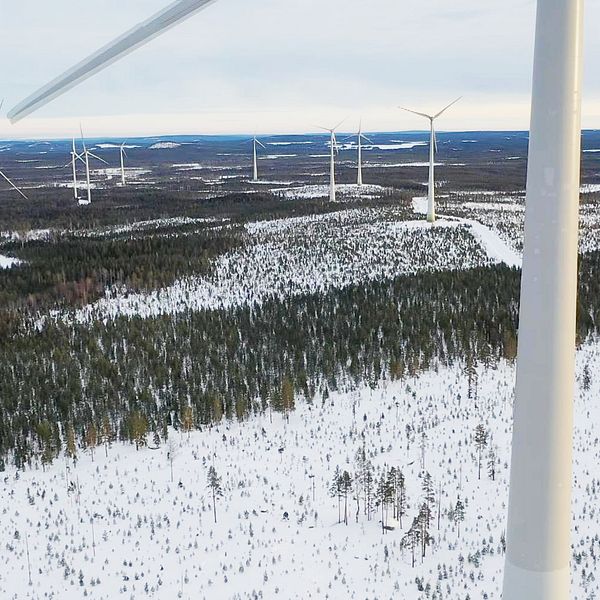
left=2, top=252, right=600, bottom=469
left=0, top=226, right=243, bottom=310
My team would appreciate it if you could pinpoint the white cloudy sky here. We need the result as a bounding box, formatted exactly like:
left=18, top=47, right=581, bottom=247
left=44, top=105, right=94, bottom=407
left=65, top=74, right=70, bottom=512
left=1, top=0, right=600, bottom=138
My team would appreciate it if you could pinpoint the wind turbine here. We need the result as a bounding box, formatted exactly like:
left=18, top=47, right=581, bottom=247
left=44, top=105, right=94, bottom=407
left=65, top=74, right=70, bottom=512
left=399, top=97, right=461, bottom=223
left=318, top=119, right=344, bottom=202
left=344, top=119, right=373, bottom=187
left=119, top=142, right=128, bottom=186
left=502, top=0, right=583, bottom=598
left=79, top=127, right=108, bottom=206
left=250, top=136, right=266, bottom=182
left=65, top=138, right=85, bottom=200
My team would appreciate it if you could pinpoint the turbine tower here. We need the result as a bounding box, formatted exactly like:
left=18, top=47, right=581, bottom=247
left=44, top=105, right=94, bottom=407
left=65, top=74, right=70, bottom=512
left=503, top=0, right=583, bottom=598
left=251, top=137, right=266, bottom=182
left=0, top=169, right=28, bottom=200
left=66, top=138, right=85, bottom=200
left=318, top=120, right=344, bottom=202
left=343, top=120, right=373, bottom=187
left=79, top=128, right=108, bottom=206
left=400, top=97, right=461, bottom=223
left=120, top=142, right=128, bottom=186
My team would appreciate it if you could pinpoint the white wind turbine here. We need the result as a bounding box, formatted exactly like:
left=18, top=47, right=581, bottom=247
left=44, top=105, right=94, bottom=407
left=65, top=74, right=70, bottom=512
left=79, top=127, right=108, bottom=206
left=343, top=119, right=373, bottom=187
left=399, top=97, right=461, bottom=223
left=318, top=119, right=344, bottom=202
left=250, top=136, right=266, bottom=182
left=65, top=138, right=85, bottom=200
left=119, top=142, right=128, bottom=186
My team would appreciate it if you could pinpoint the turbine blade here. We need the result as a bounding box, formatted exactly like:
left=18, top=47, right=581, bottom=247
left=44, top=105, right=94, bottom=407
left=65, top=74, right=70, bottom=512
left=434, top=96, right=462, bottom=119
left=332, top=116, right=347, bottom=132
left=0, top=98, right=4, bottom=113
left=256, top=140, right=267, bottom=149
left=0, top=170, right=28, bottom=200
left=433, top=126, right=438, bottom=154
left=88, top=152, right=109, bottom=165
left=361, top=134, right=374, bottom=145
left=80, top=124, right=87, bottom=152
left=399, top=106, right=432, bottom=120
left=8, top=0, right=219, bottom=123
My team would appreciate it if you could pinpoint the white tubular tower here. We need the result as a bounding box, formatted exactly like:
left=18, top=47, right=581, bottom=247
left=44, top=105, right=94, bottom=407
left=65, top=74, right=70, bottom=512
left=503, top=0, right=584, bottom=598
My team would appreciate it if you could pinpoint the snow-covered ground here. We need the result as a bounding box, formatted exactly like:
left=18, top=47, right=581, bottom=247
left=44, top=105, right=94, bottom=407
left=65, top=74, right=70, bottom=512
left=2, top=340, right=599, bottom=599
left=62, top=207, right=493, bottom=323
left=278, top=184, right=391, bottom=200
left=0, top=254, right=21, bottom=269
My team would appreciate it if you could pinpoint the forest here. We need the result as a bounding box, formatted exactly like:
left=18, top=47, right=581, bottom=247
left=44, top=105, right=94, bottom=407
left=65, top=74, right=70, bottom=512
left=1, top=249, right=598, bottom=470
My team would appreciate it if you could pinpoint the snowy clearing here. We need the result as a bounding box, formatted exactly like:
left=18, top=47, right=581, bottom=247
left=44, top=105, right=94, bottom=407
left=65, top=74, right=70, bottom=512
left=1, top=341, right=599, bottom=599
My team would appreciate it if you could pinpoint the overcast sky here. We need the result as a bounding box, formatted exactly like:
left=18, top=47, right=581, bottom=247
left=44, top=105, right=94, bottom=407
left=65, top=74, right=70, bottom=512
left=2, top=0, right=600, bottom=139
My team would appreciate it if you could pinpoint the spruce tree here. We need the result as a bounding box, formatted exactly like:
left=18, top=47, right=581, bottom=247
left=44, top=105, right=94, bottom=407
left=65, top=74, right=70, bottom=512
left=207, top=466, right=223, bottom=524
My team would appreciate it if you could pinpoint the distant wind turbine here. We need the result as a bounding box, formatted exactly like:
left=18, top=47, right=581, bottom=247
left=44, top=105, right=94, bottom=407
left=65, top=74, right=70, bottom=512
left=79, top=127, right=108, bottom=206
left=250, top=137, right=266, bottom=182
left=0, top=169, right=28, bottom=200
left=119, top=143, right=128, bottom=186
left=318, top=120, right=345, bottom=202
left=65, top=138, right=85, bottom=200
left=343, top=120, right=373, bottom=187
left=399, top=97, right=461, bottom=223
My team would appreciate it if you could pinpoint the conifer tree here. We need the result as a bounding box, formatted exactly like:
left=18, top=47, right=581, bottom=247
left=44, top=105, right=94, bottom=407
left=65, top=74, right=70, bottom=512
left=454, top=498, right=465, bottom=538
left=474, top=424, right=489, bottom=480
left=207, top=466, right=223, bottom=524
left=66, top=424, right=77, bottom=464
left=340, top=471, right=353, bottom=526
left=85, top=424, right=98, bottom=462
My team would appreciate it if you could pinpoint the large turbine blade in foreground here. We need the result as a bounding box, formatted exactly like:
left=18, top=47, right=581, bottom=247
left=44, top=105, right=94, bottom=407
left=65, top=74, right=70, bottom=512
left=503, top=0, right=583, bottom=598
left=8, top=0, right=219, bottom=123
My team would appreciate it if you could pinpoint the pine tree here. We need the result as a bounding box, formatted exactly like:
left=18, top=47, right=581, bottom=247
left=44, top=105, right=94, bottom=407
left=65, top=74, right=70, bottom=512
left=487, top=445, right=497, bottom=481
left=207, top=466, right=223, bottom=524
left=130, top=411, right=148, bottom=450
left=474, top=424, right=489, bottom=480
left=583, top=363, right=592, bottom=391
left=376, top=471, right=393, bottom=533
left=396, top=470, right=407, bottom=528
left=329, top=466, right=343, bottom=524
left=281, top=377, right=295, bottom=423
left=181, top=405, right=194, bottom=440
left=85, top=424, right=98, bottom=462
left=422, top=472, right=435, bottom=528
left=340, top=471, right=353, bottom=526
left=66, top=424, right=77, bottom=464
left=402, top=516, right=421, bottom=568
left=364, top=461, right=374, bottom=521
left=418, top=502, right=432, bottom=559
left=100, top=414, right=113, bottom=458
left=454, top=498, right=465, bottom=538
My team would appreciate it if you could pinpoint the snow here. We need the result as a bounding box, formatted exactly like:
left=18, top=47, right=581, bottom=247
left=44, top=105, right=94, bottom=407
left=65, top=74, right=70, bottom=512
left=580, top=183, right=600, bottom=193
left=57, top=207, right=492, bottom=324
left=411, top=197, right=522, bottom=268
left=149, top=142, right=181, bottom=150
left=96, top=144, right=141, bottom=149
left=267, top=141, right=314, bottom=146
left=278, top=184, right=390, bottom=200
left=0, top=254, right=21, bottom=269
left=2, top=340, right=600, bottom=598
